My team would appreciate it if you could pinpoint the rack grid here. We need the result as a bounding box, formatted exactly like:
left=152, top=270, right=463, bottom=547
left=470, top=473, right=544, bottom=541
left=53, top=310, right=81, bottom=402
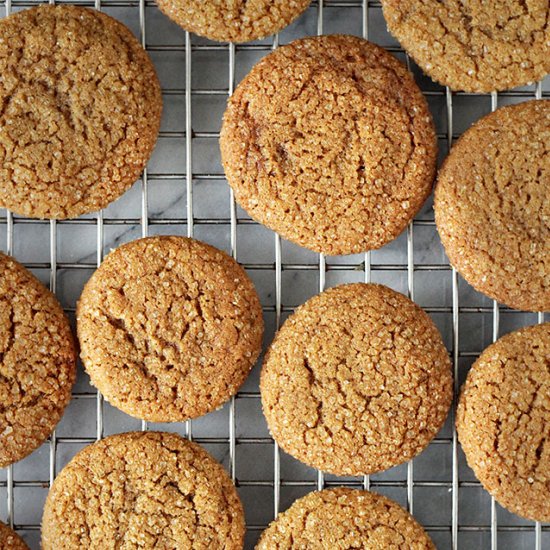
left=0, top=1, right=548, bottom=549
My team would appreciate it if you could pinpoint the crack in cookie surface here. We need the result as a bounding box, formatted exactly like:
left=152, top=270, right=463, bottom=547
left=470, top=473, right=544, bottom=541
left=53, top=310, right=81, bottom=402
left=381, top=0, right=550, bottom=92
left=77, top=236, right=264, bottom=422
left=257, top=488, right=435, bottom=549
left=41, top=431, right=245, bottom=549
left=155, top=0, right=312, bottom=43
left=220, top=35, right=437, bottom=255
left=435, top=100, right=550, bottom=312
left=0, top=252, right=76, bottom=468
left=457, top=323, right=550, bottom=523
left=0, top=5, right=162, bottom=219
left=260, top=283, right=452, bottom=476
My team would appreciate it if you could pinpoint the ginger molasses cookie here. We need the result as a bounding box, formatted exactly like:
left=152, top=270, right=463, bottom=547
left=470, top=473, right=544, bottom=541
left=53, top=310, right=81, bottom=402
left=457, top=323, right=550, bottom=522
left=257, top=488, right=435, bottom=549
left=0, top=521, right=29, bottom=550
left=156, top=0, right=312, bottom=43
left=42, top=431, right=245, bottom=549
left=435, top=100, right=549, bottom=312
left=0, top=5, right=162, bottom=219
left=0, top=253, right=76, bottom=468
left=77, top=236, right=263, bottom=422
left=381, top=0, right=550, bottom=93
left=220, top=35, right=437, bottom=256
left=260, top=283, right=452, bottom=476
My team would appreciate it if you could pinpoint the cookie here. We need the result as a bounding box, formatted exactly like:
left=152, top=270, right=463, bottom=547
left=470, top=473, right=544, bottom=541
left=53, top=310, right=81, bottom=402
left=260, top=283, right=452, bottom=476
left=220, top=35, right=437, bottom=256
left=156, top=0, right=312, bottom=43
left=0, top=521, right=29, bottom=550
left=257, top=488, right=435, bottom=549
left=435, top=100, right=550, bottom=312
left=381, top=0, right=550, bottom=93
left=41, top=431, right=245, bottom=549
left=0, top=252, right=76, bottom=468
left=77, top=236, right=264, bottom=422
left=0, top=5, right=162, bottom=219
left=457, top=323, right=550, bottom=522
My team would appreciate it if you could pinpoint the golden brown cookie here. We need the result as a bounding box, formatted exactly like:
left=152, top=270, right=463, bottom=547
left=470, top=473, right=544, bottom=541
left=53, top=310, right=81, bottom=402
left=41, top=431, right=245, bottom=549
left=260, top=283, right=452, bottom=476
left=77, top=236, right=264, bottom=422
left=257, top=488, right=435, bottom=549
left=0, top=5, right=162, bottom=219
left=381, top=0, right=550, bottom=93
left=0, top=521, right=29, bottom=550
left=435, top=100, right=549, bottom=312
left=156, top=0, right=312, bottom=43
left=0, top=252, right=76, bottom=468
left=220, top=35, right=437, bottom=255
left=457, top=323, right=550, bottom=523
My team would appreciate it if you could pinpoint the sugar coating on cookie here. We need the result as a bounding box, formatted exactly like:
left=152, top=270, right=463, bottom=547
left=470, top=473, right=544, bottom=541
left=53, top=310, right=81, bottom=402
left=257, top=488, right=435, bottom=549
left=0, top=521, right=29, bottom=550
left=0, top=253, right=76, bottom=468
left=156, top=0, right=312, bottom=43
left=41, top=431, right=245, bottom=549
left=77, top=236, right=264, bottom=422
left=220, top=35, right=437, bottom=256
left=381, top=0, right=550, bottom=92
left=0, top=5, right=162, bottom=219
left=457, top=323, right=550, bottom=523
left=261, top=283, right=452, bottom=476
left=435, top=100, right=549, bottom=312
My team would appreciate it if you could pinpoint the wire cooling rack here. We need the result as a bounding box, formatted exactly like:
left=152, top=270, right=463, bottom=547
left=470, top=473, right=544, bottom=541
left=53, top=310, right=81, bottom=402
left=0, top=1, right=549, bottom=549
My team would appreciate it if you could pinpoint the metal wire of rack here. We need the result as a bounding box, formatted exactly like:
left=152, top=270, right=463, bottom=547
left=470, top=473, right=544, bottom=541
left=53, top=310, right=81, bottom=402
left=0, top=1, right=549, bottom=549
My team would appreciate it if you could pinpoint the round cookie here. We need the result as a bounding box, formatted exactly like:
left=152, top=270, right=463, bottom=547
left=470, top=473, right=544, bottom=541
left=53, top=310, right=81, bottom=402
left=0, top=521, right=29, bottom=550
left=457, top=323, right=550, bottom=522
left=435, top=100, right=550, bottom=312
left=220, top=35, right=437, bottom=256
left=41, top=431, right=245, bottom=549
left=77, top=236, right=264, bottom=422
left=0, top=5, right=162, bottom=219
left=257, top=488, right=435, bottom=549
left=0, top=252, right=76, bottom=468
left=156, top=0, right=312, bottom=43
left=381, top=0, right=550, bottom=93
left=260, top=283, right=452, bottom=476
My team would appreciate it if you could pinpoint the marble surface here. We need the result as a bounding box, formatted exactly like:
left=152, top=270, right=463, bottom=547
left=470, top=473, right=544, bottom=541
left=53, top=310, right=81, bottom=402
left=0, top=1, right=548, bottom=549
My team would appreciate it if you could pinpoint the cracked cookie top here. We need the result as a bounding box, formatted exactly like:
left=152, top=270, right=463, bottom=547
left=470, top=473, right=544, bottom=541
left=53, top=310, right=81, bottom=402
left=0, top=252, right=76, bottom=468
left=260, top=283, right=453, bottom=476
left=41, top=431, right=245, bottom=549
left=457, top=323, right=550, bottom=523
left=435, top=100, right=550, bottom=312
left=77, top=236, right=264, bottom=422
left=0, top=521, right=30, bottom=550
left=156, top=0, right=312, bottom=43
left=381, top=0, right=550, bottom=92
left=257, top=488, right=435, bottom=549
left=0, top=5, right=162, bottom=219
left=220, top=35, right=437, bottom=255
